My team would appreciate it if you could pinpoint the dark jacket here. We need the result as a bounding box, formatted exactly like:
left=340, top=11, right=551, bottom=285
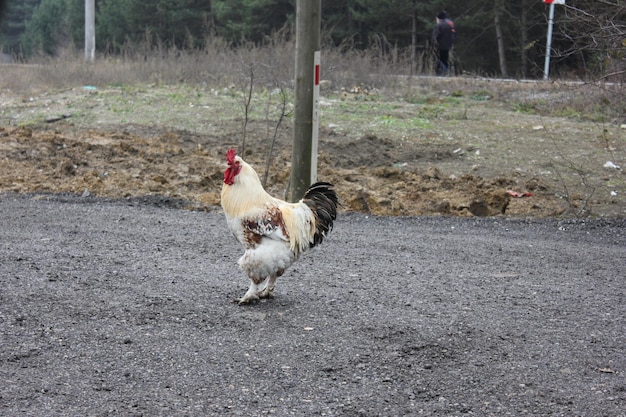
left=433, top=19, right=455, bottom=50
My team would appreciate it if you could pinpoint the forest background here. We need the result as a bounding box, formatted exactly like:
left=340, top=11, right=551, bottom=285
left=0, top=0, right=624, bottom=80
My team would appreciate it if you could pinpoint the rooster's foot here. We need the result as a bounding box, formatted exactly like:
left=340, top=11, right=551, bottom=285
left=235, top=293, right=260, bottom=305
left=257, top=288, right=274, bottom=299
left=236, top=280, right=268, bottom=305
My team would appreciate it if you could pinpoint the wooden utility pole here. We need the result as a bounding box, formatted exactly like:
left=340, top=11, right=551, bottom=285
left=289, top=0, right=321, bottom=202
left=85, top=0, right=95, bottom=62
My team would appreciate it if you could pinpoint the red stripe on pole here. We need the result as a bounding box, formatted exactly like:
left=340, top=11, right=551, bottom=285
left=315, top=64, right=320, bottom=85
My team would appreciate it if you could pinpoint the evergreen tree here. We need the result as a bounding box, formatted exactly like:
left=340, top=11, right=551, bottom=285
left=0, top=0, right=41, bottom=55
left=213, top=0, right=294, bottom=44
left=320, top=0, right=359, bottom=46
left=65, top=0, right=86, bottom=49
left=351, top=0, right=415, bottom=48
left=21, top=0, right=67, bottom=55
left=96, top=0, right=134, bottom=51
left=97, top=0, right=212, bottom=51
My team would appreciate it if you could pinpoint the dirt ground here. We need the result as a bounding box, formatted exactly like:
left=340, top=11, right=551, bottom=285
left=0, top=80, right=624, bottom=218
left=1, top=195, right=625, bottom=416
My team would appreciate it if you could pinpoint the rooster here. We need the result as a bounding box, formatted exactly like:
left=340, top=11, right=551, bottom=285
left=221, top=148, right=338, bottom=304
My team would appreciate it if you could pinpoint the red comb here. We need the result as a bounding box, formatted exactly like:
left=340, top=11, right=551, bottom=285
left=226, top=148, right=237, bottom=165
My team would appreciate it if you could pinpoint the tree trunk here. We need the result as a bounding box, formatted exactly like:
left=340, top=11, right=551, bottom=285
left=494, top=0, right=508, bottom=77
left=411, top=7, right=417, bottom=75
left=520, top=0, right=528, bottom=78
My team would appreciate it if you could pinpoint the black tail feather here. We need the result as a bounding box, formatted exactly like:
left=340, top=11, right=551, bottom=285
left=303, top=182, right=339, bottom=247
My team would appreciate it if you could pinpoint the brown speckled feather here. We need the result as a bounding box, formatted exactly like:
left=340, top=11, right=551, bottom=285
left=240, top=206, right=289, bottom=248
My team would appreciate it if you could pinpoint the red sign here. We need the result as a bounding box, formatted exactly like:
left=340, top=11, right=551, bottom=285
left=315, top=64, right=320, bottom=86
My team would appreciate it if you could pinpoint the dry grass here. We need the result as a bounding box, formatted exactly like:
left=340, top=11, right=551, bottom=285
left=1, top=34, right=623, bottom=125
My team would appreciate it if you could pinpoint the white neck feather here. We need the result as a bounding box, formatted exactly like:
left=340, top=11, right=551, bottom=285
left=221, top=159, right=275, bottom=218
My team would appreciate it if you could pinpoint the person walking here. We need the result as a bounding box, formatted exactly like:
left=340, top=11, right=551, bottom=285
left=432, top=11, right=455, bottom=76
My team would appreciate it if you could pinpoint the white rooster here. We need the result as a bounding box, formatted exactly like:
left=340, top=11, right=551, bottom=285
left=221, top=148, right=339, bottom=304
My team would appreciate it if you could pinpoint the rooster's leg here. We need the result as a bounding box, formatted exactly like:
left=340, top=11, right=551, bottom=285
left=238, top=278, right=268, bottom=305
left=258, top=274, right=278, bottom=299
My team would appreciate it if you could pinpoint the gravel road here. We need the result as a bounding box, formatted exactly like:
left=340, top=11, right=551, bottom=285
left=1, top=193, right=625, bottom=416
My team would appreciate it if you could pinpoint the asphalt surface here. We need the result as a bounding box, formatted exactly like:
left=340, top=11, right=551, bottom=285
left=1, top=193, right=625, bottom=416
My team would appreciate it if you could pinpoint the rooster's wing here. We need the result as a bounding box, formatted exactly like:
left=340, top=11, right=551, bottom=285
left=239, top=206, right=289, bottom=249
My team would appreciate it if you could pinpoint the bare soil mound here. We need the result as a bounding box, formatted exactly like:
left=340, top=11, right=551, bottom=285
left=0, top=123, right=560, bottom=217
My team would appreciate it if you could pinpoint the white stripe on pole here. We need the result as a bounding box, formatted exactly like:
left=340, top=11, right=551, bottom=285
left=311, top=50, right=320, bottom=183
